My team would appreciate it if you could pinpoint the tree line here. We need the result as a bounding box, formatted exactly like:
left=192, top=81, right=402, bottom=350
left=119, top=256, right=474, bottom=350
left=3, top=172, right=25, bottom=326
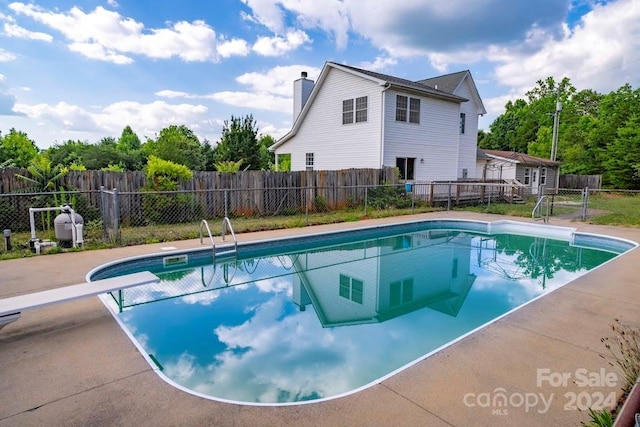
left=0, top=114, right=279, bottom=178
left=478, top=77, right=640, bottom=189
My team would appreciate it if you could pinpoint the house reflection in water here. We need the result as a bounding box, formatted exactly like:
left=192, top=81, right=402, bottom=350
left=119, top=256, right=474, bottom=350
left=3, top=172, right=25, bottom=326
left=291, top=231, right=476, bottom=327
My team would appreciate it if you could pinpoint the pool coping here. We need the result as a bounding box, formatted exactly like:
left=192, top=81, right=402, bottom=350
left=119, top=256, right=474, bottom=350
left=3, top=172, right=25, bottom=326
left=2, top=211, right=640, bottom=426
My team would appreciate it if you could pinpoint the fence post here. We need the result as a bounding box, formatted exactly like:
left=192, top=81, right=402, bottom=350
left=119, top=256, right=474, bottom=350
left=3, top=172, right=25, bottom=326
left=100, top=186, right=107, bottom=241
left=224, top=189, right=228, bottom=218
left=305, top=186, right=309, bottom=225
left=411, top=184, right=415, bottom=214
left=113, top=188, right=120, bottom=244
left=429, top=183, right=434, bottom=207
left=364, top=186, right=368, bottom=216
left=581, top=186, right=589, bottom=221
left=447, top=183, right=452, bottom=211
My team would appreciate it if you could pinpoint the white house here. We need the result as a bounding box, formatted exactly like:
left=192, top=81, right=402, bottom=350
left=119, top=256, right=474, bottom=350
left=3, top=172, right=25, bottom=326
left=476, top=149, right=561, bottom=195
left=270, top=61, right=486, bottom=181
left=291, top=231, right=476, bottom=327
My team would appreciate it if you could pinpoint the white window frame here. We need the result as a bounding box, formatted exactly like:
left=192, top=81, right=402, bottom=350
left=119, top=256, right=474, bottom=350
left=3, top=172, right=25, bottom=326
left=339, top=274, right=363, bottom=304
left=342, top=99, right=354, bottom=125
left=343, top=96, right=367, bottom=124
left=540, top=167, right=547, bottom=185
left=305, top=152, right=314, bottom=171
left=396, top=95, right=420, bottom=124
left=524, top=167, right=531, bottom=185
left=355, top=96, right=368, bottom=123
left=409, top=98, right=420, bottom=124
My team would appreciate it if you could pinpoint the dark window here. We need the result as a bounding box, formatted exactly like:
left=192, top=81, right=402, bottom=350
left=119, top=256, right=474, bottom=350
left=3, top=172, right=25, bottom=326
left=396, top=157, right=415, bottom=180
left=339, top=274, right=363, bottom=304
left=390, top=278, right=414, bottom=307
left=342, top=99, right=354, bottom=124
left=305, top=153, right=314, bottom=171
left=460, top=113, right=466, bottom=134
left=396, top=95, right=407, bottom=122
left=409, top=98, right=420, bottom=124
left=355, top=96, right=368, bottom=123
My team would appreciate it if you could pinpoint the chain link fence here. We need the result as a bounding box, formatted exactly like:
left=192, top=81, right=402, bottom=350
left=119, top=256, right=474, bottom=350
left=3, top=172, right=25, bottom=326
left=3, top=182, right=640, bottom=255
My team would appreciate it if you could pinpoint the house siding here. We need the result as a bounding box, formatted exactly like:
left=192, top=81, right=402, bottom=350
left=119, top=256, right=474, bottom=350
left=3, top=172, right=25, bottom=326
left=455, top=78, right=480, bottom=179
left=383, top=90, right=460, bottom=181
left=278, top=68, right=382, bottom=171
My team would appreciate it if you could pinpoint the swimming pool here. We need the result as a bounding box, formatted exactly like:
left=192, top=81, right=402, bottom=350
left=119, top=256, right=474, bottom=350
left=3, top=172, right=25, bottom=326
left=88, top=219, right=636, bottom=405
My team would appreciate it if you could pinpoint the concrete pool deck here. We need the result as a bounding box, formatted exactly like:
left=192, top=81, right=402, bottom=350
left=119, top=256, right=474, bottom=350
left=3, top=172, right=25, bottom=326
left=1, top=211, right=639, bottom=427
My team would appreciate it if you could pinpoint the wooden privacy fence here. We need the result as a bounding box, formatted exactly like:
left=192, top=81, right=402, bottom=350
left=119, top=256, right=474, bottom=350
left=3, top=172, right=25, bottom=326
left=559, top=174, right=602, bottom=190
left=0, top=167, right=398, bottom=194
left=0, top=168, right=398, bottom=232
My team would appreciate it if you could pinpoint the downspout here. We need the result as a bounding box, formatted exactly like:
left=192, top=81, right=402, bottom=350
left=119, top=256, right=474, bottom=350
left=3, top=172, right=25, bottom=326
left=380, top=83, right=390, bottom=170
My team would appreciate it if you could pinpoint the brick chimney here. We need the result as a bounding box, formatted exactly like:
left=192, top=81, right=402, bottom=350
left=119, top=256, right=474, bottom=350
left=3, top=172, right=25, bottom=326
left=293, top=71, right=314, bottom=121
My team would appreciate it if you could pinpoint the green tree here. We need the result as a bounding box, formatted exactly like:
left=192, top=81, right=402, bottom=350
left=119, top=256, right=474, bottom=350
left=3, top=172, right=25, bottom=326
left=603, top=115, right=640, bottom=189
left=213, top=115, right=268, bottom=170
left=117, top=125, right=141, bottom=152
left=258, top=134, right=276, bottom=170
left=0, top=128, right=39, bottom=167
left=145, top=125, right=206, bottom=171
left=15, top=155, right=67, bottom=192
left=144, top=155, right=193, bottom=191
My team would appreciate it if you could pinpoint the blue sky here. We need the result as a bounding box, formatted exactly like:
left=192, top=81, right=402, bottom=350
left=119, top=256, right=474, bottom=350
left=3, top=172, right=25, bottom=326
left=1, top=0, right=639, bottom=149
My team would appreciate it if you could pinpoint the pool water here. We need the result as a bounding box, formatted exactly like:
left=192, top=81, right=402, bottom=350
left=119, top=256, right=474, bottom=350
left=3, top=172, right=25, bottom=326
left=92, top=223, right=629, bottom=405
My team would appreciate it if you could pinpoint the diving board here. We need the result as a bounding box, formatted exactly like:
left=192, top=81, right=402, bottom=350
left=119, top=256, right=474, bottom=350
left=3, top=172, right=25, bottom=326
left=0, top=271, right=159, bottom=330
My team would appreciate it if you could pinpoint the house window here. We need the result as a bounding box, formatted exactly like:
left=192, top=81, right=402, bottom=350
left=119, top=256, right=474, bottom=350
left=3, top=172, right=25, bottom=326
left=540, top=167, right=547, bottom=185
left=460, top=113, right=466, bottom=134
left=524, top=167, right=531, bottom=185
left=342, top=96, right=367, bottom=124
left=390, top=278, right=414, bottom=307
left=339, top=274, right=363, bottom=304
left=396, top=95, right=420, bottom=124
left=342, top=99, right=354, bottom=124
left=396, top=157, right=415, bottom=180
left=355, top=96, right=368, bottom=123
left=305, top=153, right=314, bottom=171
left=409, top=98, right=420, bottom=124
left=396, top=95, right=407, bottom=122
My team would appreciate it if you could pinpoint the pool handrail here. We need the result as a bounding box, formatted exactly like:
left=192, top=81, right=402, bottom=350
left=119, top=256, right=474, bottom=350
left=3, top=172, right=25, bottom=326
left=222, top=217, right=238, bottom=253
left=532, top=195, right=550, bottom=223
left=199, top=219, right=216, bottom=257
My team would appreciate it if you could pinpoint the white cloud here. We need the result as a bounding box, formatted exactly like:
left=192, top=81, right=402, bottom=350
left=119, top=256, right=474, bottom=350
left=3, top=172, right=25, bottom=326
left=155, top=90, right=196, bottom=99
left=240, top=0, right=286, bottom=34
left=107, top=0, right=119, bottom=7
left=0, top=74, right=21, bottom=116
left=209, top=91, right=290, bottom=113
left=235, top=64, right=321, bottom=97
left=0, top=48, right=17, bottom=62
left=155, top=64, right=321, bottom=115
left=242, top=0, right=349, bottom=48
left=218, top=37, right=251, bottom=58
left=12, top=99, right=211, bottom=138
left=7, top=3, right=224, bottom=63
left=357, top=56, right=397, bottom=72
left=257, top=121, right=290, bottom=139
left=492, top=0, right=640, bottom=95
left=3, top=22, right=53, bottom=41
left=252, top=29, right=311, bottom=56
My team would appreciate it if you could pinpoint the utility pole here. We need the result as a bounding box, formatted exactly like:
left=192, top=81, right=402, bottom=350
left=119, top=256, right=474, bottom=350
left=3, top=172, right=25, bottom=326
left=550, top=90, right=562, bottom=162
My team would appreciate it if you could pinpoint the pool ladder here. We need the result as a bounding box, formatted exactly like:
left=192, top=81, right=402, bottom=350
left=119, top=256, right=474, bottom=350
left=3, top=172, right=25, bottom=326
left=200, top=217, right=238, bottom=259
left=532, top=195, right=551, bottom=223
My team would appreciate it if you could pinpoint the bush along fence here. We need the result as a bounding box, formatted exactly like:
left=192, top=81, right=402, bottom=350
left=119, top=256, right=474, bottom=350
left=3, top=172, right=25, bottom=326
left=0, top=178, right=529, bottom=252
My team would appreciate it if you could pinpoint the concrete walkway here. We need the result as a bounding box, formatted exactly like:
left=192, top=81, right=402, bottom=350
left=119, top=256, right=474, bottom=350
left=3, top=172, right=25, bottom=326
left=1, top=212, right=639, bottom=427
